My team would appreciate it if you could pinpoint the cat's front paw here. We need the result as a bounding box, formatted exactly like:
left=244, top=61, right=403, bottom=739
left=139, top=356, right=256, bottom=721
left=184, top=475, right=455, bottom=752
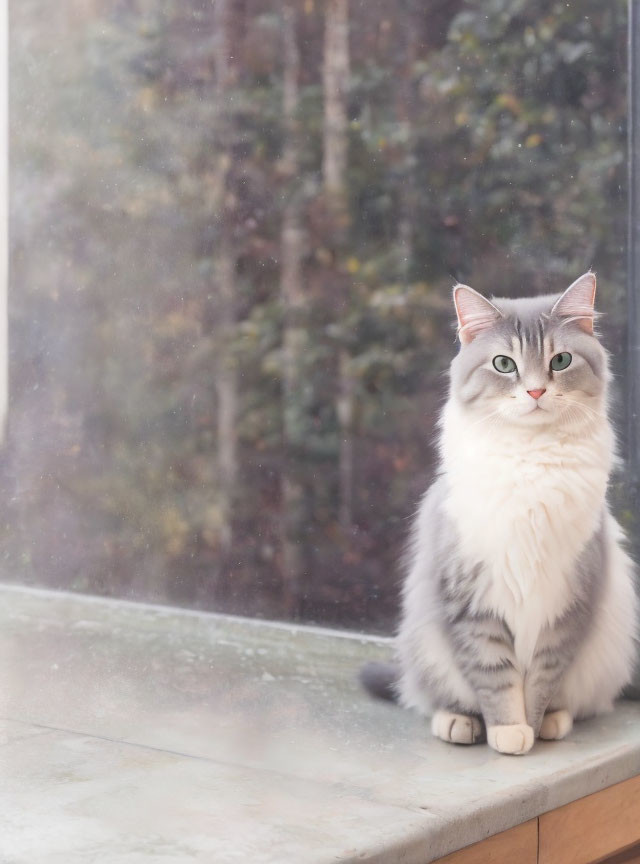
left=539, top=709, right=573, bottom=740
left=487, top=723, right=534, bottom=755
left=431, top=710, right=484, bottom=745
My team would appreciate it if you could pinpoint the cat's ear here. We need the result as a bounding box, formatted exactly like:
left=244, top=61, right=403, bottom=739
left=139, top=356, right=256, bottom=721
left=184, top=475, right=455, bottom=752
left=551, top=272, right=597, bottom=334
left=453, top=284, right=503, bottom=344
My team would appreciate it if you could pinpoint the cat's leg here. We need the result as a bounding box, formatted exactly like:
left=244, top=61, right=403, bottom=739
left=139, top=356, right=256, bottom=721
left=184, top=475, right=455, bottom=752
left=539, top=709, right=573, bottom=740
left=524, top=654, right=574, bottom=739
left=523, top=621, right=582, bottom=738
left=450, top=614, right=534, bottom=755
left=523, top=662, right=569, bottom=738
left=431, top=709, right=484, bottom=745
left=482, top=690, right=534, bottom=756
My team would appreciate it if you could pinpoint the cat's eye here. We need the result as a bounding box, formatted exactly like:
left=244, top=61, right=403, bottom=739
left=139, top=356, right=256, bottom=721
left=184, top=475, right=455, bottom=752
left=550, top=352, right=572, bottom=371
left=492, top=355, right=517, bottom=374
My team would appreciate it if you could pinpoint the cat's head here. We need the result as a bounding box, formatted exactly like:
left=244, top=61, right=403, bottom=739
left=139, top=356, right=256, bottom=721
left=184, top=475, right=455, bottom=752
left=449, top=272, right=608, bottom=428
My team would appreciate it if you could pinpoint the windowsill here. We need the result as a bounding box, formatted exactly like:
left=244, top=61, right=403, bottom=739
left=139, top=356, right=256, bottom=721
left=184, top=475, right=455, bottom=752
left=1, top=584, right=640, bottom=863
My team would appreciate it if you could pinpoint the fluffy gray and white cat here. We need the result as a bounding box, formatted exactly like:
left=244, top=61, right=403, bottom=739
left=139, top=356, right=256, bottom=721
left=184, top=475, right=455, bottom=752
left=362, top=272, right=638, bottom=755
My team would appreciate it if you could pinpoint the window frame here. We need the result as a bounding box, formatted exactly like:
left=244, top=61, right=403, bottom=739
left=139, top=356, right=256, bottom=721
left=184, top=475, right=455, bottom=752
left=628, top=0, right=640, bottom=502
left=0, top=0, right=6, bottom=440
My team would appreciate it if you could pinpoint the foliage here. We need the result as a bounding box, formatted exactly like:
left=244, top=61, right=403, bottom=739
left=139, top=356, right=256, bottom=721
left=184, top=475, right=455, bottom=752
left=6, top=0, right=628, bottom=631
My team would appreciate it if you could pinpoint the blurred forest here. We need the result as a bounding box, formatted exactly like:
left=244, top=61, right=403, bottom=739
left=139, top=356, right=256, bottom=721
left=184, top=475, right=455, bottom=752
left=7, top=0, right=629, bottom=632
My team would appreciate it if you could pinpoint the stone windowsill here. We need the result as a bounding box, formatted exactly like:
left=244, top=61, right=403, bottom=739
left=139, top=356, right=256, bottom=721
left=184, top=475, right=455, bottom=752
left=1, top=584, right=640, bottom=863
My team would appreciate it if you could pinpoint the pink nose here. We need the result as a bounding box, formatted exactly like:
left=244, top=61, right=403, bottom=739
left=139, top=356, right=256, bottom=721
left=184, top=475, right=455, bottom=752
left=527, top=388, right=546, bottom=400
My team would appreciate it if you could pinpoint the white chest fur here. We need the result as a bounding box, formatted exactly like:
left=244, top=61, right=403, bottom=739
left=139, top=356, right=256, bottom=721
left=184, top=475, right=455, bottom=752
left=440, top=400, right=612, bottom=667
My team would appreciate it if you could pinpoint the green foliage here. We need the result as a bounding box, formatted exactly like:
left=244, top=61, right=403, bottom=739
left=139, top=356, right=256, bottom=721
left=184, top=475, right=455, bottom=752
left=6, top=0, right=629, bottom=631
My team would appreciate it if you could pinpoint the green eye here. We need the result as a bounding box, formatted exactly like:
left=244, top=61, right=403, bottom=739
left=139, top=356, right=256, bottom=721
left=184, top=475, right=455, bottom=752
left=550, top=352, right=572, bottom=371
left=492, top=355, right=517, bottom=374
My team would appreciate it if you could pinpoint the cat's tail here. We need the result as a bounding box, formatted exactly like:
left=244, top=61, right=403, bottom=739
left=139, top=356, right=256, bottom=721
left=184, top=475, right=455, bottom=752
left=359, top=661, right=400, bottom=702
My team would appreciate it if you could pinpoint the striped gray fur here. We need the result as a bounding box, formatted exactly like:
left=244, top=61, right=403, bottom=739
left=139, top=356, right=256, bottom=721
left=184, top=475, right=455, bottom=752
left=361, top=275, right=638, bottom=754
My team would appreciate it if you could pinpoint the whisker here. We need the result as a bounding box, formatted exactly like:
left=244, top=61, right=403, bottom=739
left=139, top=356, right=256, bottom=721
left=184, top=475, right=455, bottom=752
left=555, top=395, right=604, bottom=425
left=556, top=395, right=604, bottom=418
left=466, top=407, right=504, bottom=431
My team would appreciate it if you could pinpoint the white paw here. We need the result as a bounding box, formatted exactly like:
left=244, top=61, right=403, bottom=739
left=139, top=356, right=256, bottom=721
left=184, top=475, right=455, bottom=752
left=487, top=723, right=534, bottom=755
left=539, top=709, right=573, bottom=740
left=431, top=710, right=483, bottom=745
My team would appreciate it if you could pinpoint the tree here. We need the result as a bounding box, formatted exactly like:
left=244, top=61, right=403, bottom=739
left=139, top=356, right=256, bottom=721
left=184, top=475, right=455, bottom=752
left=279, top=0, right=308, bottom=616
left=7, top=0, right=629, bottom=632
left=211, top=0, right=241, bottom=569
left=322, top=0, right=355, bottom=535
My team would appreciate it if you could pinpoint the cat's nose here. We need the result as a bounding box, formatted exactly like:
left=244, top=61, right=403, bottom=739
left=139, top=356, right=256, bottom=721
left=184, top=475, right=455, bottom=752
left=527, top=388, right=546, bottom=400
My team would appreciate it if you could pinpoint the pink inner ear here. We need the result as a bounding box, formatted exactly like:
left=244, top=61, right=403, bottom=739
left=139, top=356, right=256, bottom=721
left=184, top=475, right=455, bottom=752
left=454, top=284, right=502, bottom=344
left=551, top=272, right=596, bottom=334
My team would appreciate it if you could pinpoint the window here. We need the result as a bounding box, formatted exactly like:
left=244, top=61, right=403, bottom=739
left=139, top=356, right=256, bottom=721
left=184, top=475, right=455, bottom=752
left=7, top=0, right=633, bottom=633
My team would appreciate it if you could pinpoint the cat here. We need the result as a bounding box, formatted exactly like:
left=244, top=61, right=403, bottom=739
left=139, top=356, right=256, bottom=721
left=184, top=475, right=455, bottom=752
left=361, top=272, right=638, bottom=755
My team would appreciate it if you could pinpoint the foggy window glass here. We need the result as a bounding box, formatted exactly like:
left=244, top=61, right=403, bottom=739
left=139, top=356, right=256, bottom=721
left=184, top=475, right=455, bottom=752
left=8, top=0, right=629, bottom=633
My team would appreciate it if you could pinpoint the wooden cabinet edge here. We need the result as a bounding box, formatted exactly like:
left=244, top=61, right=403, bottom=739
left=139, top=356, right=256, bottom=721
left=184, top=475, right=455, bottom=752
left=538, top=774, right=640, bottom=864
left=433, top=773, right=640, bottom=864
left=432, top=819, right=537, bottom=864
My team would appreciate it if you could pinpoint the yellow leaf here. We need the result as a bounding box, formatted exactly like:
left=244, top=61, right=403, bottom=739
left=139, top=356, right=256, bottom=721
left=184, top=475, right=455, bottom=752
left=496, top=93, right=521, bottom=115
left=346, top=257, right=360, bottom=274
left=525, top=133, right=542, bottom=148
left=161, top=507, right=189, bottom=558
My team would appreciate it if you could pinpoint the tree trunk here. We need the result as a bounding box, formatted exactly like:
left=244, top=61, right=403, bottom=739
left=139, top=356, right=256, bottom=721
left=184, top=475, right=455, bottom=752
left=323, top=0, right=354, bottom=535
left=280, top=0, right=306, bottom=617
left=215, top=234, right=237, bottom=556
left=336, top=348, right=354, bottom=531
left=397, top=0, right=418, bottom=284
left=323, top=0, right=349, bottom=195
left=212, top=0, right=239, bottom=570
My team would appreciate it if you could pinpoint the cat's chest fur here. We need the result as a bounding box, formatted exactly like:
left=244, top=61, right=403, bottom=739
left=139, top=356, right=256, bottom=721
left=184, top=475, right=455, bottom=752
left=440, top=401, right=612, bottom=666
